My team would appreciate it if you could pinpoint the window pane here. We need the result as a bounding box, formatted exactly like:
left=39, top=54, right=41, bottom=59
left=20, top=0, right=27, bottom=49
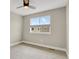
left=30, top=17, right=39, bottom=25
left=40, top=16, right=50, bottom=25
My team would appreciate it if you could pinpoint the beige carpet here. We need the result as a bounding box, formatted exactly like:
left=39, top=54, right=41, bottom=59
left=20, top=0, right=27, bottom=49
left=11, top=44, right=67, bottom=59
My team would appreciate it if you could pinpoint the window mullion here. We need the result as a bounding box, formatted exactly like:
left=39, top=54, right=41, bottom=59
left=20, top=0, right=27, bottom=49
left=39, top=17, right=40, bottom=25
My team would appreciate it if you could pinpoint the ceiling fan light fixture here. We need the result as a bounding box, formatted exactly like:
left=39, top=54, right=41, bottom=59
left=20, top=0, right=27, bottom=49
left=24, top=6, right=28, bottom=8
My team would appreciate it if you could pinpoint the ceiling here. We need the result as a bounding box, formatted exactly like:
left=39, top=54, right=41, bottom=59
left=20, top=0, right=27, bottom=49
left=10, top=0, right=67, bottom=16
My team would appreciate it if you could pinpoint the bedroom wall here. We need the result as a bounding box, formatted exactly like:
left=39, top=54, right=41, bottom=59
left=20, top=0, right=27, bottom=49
left=66, top=2, right=69, bottom=54
left=23, top=7, right=66, bottom=49
left=10, top=12, right=23, bottom=43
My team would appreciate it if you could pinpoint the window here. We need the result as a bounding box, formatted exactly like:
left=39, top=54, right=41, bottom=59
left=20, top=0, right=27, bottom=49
left=30, top=16, right=51, bottom=34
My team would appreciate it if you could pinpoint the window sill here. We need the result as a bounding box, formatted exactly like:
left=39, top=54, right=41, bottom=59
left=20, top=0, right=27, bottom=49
left=29, top=32, right=51, bottom=34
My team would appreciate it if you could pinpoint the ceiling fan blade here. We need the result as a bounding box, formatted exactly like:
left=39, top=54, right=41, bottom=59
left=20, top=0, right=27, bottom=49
left=29, top=5, right=36, bottom=9
left=17, top=6, right=23, bottom=9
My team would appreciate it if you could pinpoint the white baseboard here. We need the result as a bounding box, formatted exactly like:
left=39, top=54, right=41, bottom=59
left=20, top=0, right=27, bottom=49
left=11, top=41, right=67, bottom=53
left=22, top=41, right=66, bottom=52
left=10, top=41, right=22, bottom=46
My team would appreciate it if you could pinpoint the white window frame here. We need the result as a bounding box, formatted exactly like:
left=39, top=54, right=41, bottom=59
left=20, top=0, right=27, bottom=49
left=29, top=16, right=51, bottom=34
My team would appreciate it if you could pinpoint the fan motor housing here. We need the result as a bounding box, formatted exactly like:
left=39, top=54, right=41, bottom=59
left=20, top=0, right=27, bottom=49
left=23, top=0, right=29, bottom=6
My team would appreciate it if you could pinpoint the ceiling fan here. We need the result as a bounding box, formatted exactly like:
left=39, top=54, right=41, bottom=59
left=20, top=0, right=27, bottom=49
left=17, top=0, right=36, bottom=9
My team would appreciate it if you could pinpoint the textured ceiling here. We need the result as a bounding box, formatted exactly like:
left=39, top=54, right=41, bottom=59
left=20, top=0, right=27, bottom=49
left=10, top=0, right=67, bottom=16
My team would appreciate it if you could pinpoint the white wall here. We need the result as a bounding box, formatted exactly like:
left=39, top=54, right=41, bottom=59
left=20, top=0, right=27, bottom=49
left=10, top=12, right=23, bottom=43
left=66, top=3, right=69, bottom=54
left=23, top=7, right=66, bottom=49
